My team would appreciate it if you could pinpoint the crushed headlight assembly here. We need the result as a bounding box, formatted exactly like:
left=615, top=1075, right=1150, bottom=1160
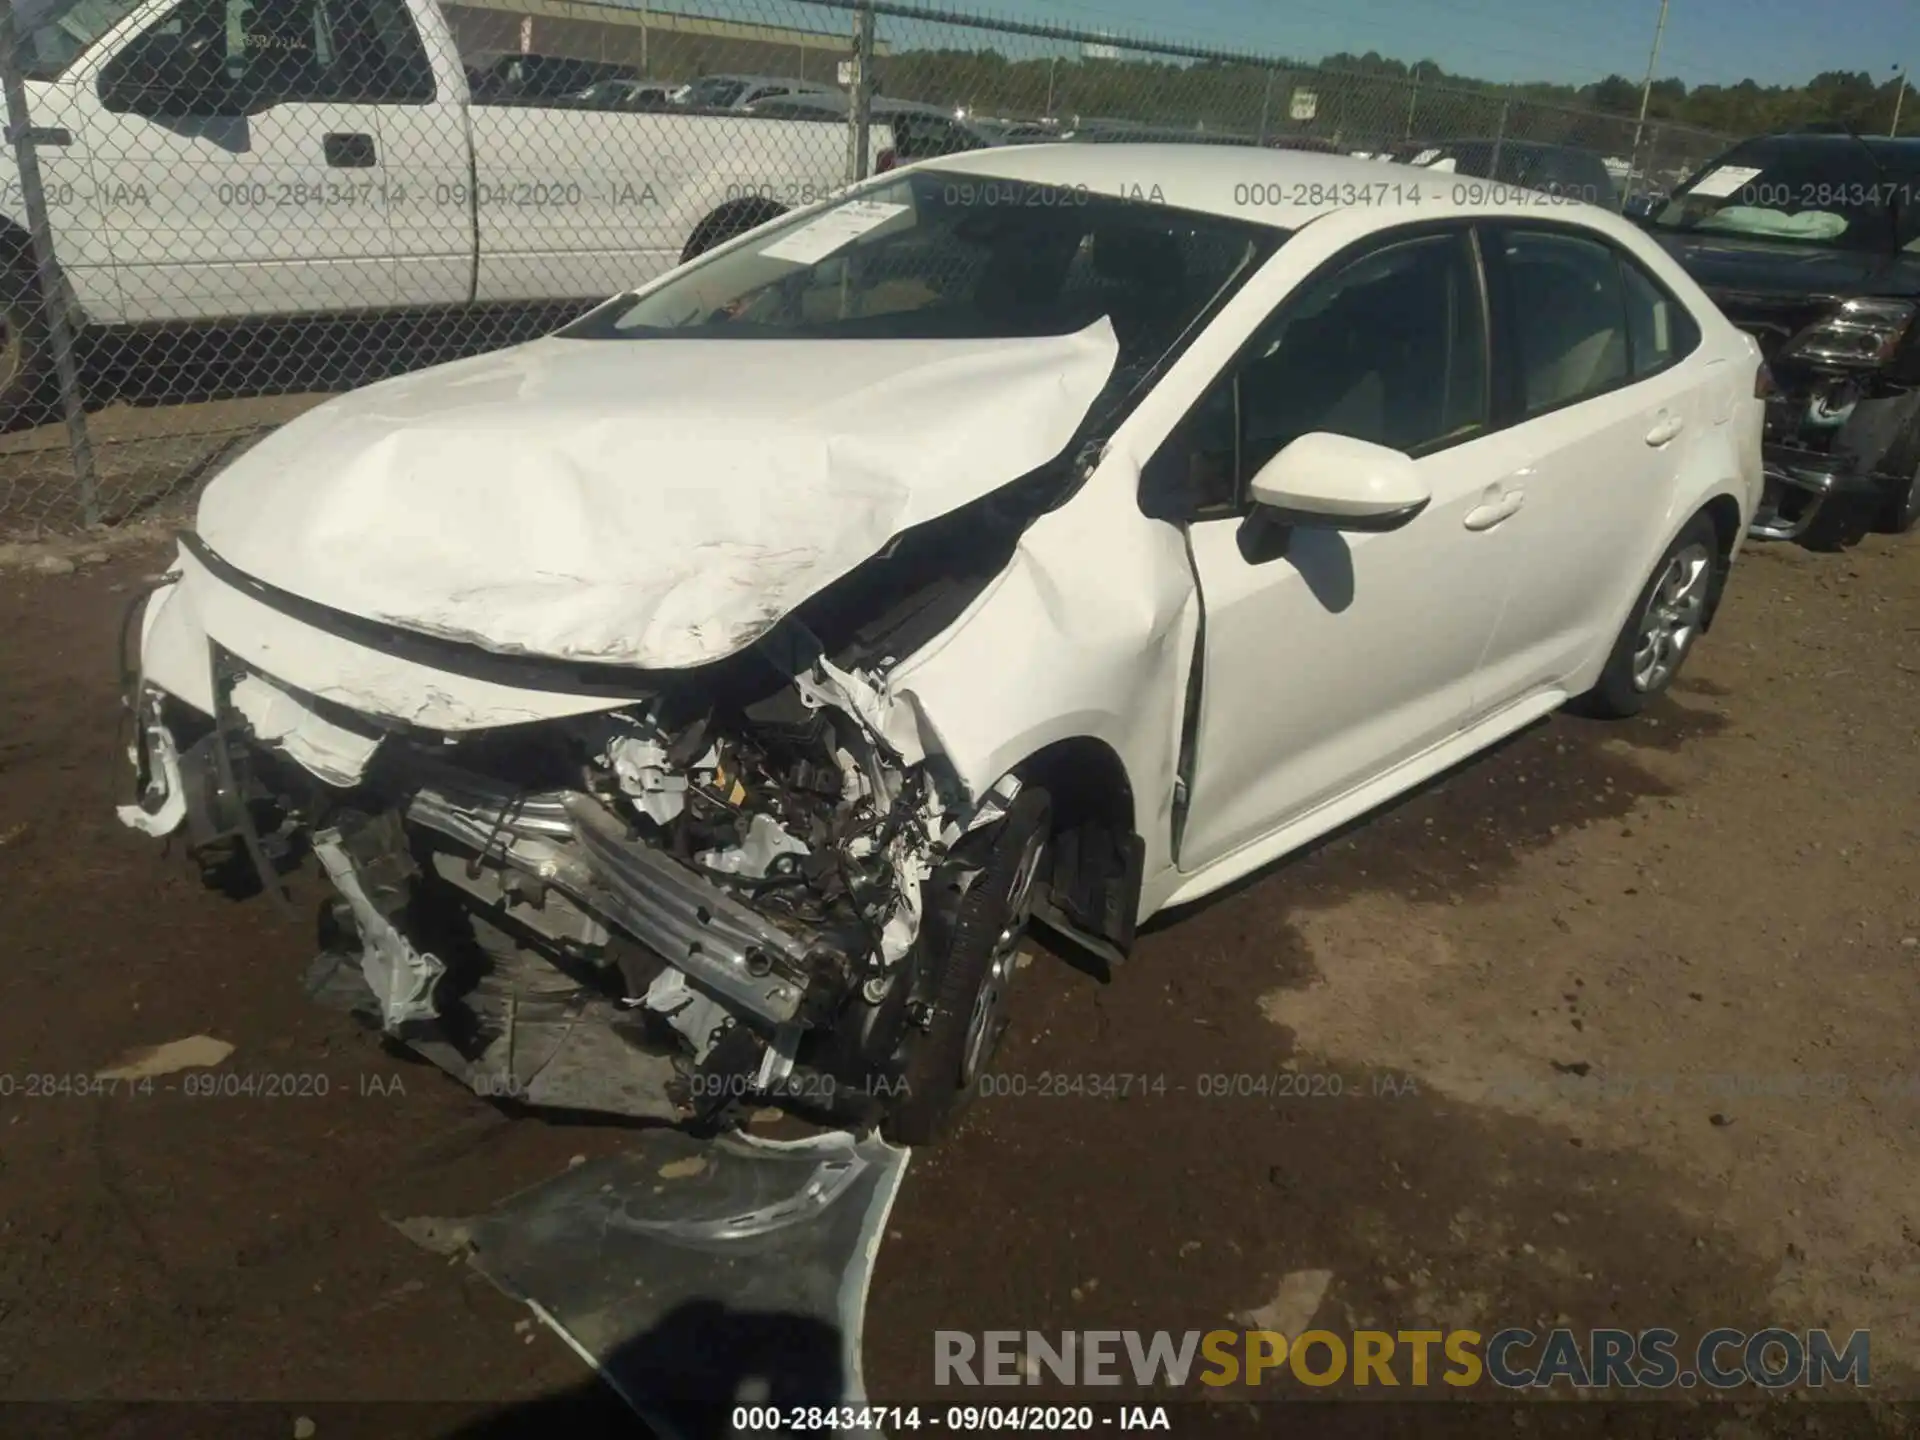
left=1782, top=297, right=1917, bottom=369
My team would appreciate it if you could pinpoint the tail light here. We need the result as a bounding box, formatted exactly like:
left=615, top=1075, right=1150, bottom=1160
left=876, top=148, right=898, bottom=173
left=1754, top=361, right=1777, bottom=399
left=1781, top=297, right=1916, bottom=369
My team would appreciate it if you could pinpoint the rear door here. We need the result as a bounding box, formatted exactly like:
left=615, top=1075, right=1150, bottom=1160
left=1467, top=223, right=1709, bottom=712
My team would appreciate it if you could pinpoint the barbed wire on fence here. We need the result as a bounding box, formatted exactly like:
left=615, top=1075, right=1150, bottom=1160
left=0, top=0, right=1731, bottom=536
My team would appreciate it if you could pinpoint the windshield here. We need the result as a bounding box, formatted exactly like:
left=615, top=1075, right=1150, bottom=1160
left=15, top=0, right=145, bottom=79
left=566, top=170, right=1280, bottom=401
left=1650, top=138, right=1920, bottom=252
left=683, top=77, right=748, bottom=107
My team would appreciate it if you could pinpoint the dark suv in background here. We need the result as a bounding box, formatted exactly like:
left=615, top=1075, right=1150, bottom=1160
left=1640, top=131, right=1920, bottom=545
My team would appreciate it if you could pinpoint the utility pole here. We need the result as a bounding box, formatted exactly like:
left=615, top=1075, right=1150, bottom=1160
left=1892, top=64, right=1908, bottom=137
left=1626, top=0, right=1671, bottom=211
left=846, top=0, right=875, bottom=182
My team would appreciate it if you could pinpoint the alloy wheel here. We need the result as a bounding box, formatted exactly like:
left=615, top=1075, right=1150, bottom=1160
left=960, top=825, right=1047, bottom=1085
left=1631, top=542, right=1711, bottom=693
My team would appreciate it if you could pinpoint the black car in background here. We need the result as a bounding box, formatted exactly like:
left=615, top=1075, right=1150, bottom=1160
left=467, top=53, right=638, bottom=103
left=1642, top=132, right=1920, bottom=545
left=742, top=94, right=993, bottom=169
left=1388, top=139, right=1621, bottom=209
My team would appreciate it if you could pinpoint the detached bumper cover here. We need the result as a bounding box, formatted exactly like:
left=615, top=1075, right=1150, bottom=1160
left=402, top=1128, right=910, bottom=1431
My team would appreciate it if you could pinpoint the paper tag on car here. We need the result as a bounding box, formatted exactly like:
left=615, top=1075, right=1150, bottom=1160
left=759, top=201, right=909, bottom=265
left=1687, top=165, right=1763, bottom=199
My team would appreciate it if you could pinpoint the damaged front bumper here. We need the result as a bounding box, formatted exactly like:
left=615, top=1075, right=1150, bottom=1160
left=117, top=557, right=993, bottom=1132
left=1750, top=377, right=1917, bottom=542
left=1754, top=441, right=1892, bottom=541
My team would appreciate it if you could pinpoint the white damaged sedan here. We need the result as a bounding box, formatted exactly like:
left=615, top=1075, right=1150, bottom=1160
left=119, top=146, right=1764, bottom=1142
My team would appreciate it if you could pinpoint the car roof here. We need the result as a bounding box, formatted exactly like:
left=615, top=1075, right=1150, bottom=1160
left=919, top=142, right=1623, bottom=229
left=696, top=73, right=833, bottom=88
left=753, top=92, right=952, bottom=118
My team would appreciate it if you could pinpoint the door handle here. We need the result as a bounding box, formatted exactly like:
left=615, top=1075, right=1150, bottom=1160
left=1463, top=489, right=1525, bottom=531
left=324, top=132, right=377, bottom=168
left=1645, top=413, right=1685, bottom=446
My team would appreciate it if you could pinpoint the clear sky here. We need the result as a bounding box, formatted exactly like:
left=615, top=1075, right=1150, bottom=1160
left=984, top=0, right=1920, bottom=89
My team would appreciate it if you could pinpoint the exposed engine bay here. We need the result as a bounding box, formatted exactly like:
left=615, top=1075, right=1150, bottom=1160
left=117, top=486, right=1058, bottom=1133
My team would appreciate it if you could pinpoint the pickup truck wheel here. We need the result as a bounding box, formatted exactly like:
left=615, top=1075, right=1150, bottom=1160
left=1577, top=514, right=1720, bottom=719
left=0, top=264, right=50, bottom=431
left=680, top=198, right=788, bottom=264
left=883, top=786, right=1051, bottom=1146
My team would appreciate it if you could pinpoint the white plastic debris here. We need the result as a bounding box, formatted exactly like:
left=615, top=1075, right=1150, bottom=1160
left=230, top=673, right=382, bottom=787
left=313, top=830, right=445, bottom=1031
left=606, top=734, right=691, bottom=825
left=698, top=812, right=810, bottom=879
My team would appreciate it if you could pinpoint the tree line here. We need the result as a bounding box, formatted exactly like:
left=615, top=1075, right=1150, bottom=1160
left=873, top=44, right=1909, bottom=152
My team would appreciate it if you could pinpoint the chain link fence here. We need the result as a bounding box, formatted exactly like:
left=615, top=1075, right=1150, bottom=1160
left=0, top=0, right=1731, bottom=536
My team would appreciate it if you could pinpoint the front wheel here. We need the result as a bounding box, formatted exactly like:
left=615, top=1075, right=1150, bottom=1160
left=1577, top=515, right=1721, bottom=719
left=883, top=786, right=1050, bottom=1145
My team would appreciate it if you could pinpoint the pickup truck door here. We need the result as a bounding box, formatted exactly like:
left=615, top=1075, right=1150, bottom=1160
left=76, top=0, right=432, bottom=323
left=381, top=0, right=471, bottom=306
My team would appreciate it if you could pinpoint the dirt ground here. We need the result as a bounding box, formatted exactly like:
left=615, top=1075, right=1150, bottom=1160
left=1, top=527, right=1917, bottom=1437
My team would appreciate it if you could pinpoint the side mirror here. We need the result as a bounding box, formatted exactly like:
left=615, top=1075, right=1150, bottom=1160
left=1247, top=432, right=1432, bottom=532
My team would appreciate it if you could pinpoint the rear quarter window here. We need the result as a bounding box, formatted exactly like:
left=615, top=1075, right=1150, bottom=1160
left=1619, top=255, right=1701, bottom=375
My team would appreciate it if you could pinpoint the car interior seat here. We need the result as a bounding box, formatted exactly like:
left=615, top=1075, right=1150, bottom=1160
left=1512, top=255, right=1628, bottom=409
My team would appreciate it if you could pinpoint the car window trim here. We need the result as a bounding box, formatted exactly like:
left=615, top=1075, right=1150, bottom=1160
left=1614, top=249, right=1702, bottom=381
left=1481, top=219, right=1704, bottom=425
left=1140, top=216, right=1495, bottom=524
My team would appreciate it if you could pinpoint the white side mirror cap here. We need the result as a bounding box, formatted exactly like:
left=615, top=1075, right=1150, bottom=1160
left=1247, top=431, right=1432, bottom=531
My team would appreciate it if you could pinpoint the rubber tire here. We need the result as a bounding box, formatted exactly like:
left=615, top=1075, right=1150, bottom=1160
left=679, top=197, right=788, bottom=264
left=1796, top=493, right=1873, bottom=551
left=0, top=261, right=51, bottom=432
left=1576, top=513, right=1722, bottom=720
left=883, top=786, right=1051, bottom=1146
left=1875, top=464, right=1920, bottom=535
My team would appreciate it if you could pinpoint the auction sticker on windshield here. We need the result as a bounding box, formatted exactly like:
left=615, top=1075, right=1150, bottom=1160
left=1688, top=165, right=1765, bottom=198
left=760, top=200, right=911, bottom=265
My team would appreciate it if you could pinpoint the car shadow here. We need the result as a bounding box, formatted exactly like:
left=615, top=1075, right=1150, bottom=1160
left=437, top=1300, right=844, bottom=1440
left=1143, top=692, right=1730, bottom=935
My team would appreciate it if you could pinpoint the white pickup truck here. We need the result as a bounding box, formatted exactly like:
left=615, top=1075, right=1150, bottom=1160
left=1, top=0, right=879, bottom=419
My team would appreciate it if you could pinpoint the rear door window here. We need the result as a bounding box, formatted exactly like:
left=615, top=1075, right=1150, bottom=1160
left=1618, top=255, right=1700, bottom=376
left=1497, top=229, right=1631, bottom=414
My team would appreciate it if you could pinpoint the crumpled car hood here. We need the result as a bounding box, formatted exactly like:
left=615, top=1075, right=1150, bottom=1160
left=195, top=320, right=1119, bottom=670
